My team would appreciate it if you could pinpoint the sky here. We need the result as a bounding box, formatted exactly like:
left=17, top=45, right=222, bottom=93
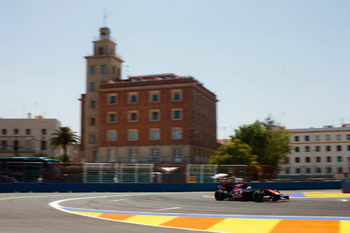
left=0, top=0, right=349, bottom=139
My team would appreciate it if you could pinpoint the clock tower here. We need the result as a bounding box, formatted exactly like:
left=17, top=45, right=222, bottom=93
left=81, top=27, right=124, bottom=162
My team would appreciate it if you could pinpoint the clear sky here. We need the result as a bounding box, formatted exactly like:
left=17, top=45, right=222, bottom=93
left=0, top=0, right=349, bottom=139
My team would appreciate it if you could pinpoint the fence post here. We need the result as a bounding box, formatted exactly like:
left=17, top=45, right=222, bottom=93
left=114, top=163, right=119, bottom=183
left=135, top=163, right=138, bottom=183
left=99, top=163, right=103, bottom=183
left=149, top=164, right=154, bottom=183
left=186, top=164, right=190, bottom=183
left=200, top=165, right=204, bottom=183
left=83, top=163, right=87, bottom=183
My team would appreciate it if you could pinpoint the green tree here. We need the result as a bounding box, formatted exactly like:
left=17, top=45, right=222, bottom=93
left=210, top=139, right=257, bottom=165
left=232, top=117, right=290, bottom=165
left=50, top=127, right=79, bottom=163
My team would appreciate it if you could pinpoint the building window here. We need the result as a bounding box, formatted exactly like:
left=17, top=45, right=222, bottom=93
left=348, top=145, right=350, bottom=151
left=41, top=141, right=47, bottom=151
left=337, top=145, right=342, bottom=151
left=337, top=156, right=343, bottom=162
left=14, top=129, right=19, bottom=135
left=149, top=110, right=160, bottom=121
left=90, top=100, right=96, bottom=108
left=336, top=134, right=342, bottom=140
left=108, top=112, right=117, bottom=123
left=90, top=117, right=96, bottom=125
left=129, top=149, right=138, bottom=162
left=150, top=148, right=160, bottom=162
left=316, top=156, right=321, bottom=163
left=90, top=66, right=96, bottom=75
left=171, top=89, right=182, bottom=101
left=98, top=47, right=104, bottom=55
left=107, top=130, right=117, bottom=141
left=1, top=141, right=6, bottom=150
left=128, top=129, right=138, bottom=141
left=315, top=146, right=321, bottom=152
left=172, top=128, right=183, bottom=139
left=326, top=145, right=331, bottom=152
left=294, top=147, right=300, bottom=152
left=128, top=92, right=138, bottom=103
left=338, top=167, right=343, bottom=173
left=327, top=156, right=332, bottom=163
left=315, top=135, right=320, bottom=141
left=294, top=136, right=299, bottom=142
left=128, top=111, right=138, bottom=122
left=149, top=91, right=160, bottom=102
left=92, top=150, right=99, bottom=163
left=305, top=157, right=311, bottom=163
left=90, top=82, right=96, bottom=91
left=326, top=167, right=332, bottom=174
left=171, top=109, right=183, bottom=120
left=150, top=128, right=160, bottom=140
left=42, top=129, right=47, bottom=135
left=296, top=168, right=300, bottom=174
left=25, top=129, right=31, bottom=135
left=13, top=140, right=19, bottom=151
left=1, top=129, right=7, bottom=135
left=107, top=149, right=116, bottom=163
left=295, top=157, right=300, bottom=163
left=347, top=134, right=350, bottom=140
left=305, top=135, right=310, bottom=141
left=317, top=167, right=322, bottom=173
left=89, top=134, right=96, bottom=144
left=172, top=148, right=182, bottom=162
left=108, top=94, right=117, bottom=104
left=101, top=65, right=107, bottom=74
left=306, top=168, right=311, bottom=174
left=305, top=146, right=310, bottom=152
left=326, top=135, right=331, bottom=141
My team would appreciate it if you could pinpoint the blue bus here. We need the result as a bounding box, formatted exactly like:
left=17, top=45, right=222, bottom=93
left=0, top=157, right=61, bottom=182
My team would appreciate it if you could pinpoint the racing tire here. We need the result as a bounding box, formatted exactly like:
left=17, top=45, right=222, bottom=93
left=215, top=190, right=227, bottom=201
left=272, top=195, right=280, bottom=202
left=252, top=191, right=264, bottom=202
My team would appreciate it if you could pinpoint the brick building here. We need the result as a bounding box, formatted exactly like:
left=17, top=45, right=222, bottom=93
left=81, top=27, right=218, bottom=163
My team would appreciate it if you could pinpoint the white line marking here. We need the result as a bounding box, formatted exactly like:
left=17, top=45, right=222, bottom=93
left=49, top=194, right=217, bottom=233
left=155, top=207, right=181, bottom=211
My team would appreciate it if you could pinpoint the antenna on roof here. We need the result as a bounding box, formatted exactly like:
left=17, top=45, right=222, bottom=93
left=103, top=7, right=109, bottom=27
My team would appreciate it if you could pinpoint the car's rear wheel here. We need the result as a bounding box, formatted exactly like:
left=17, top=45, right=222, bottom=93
left=252, top=191, right=263, bottom=202
left=215, top=190, right=227, bottom=201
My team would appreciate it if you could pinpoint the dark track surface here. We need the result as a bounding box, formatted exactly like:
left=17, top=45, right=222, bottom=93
left=0, top=191, right=349, bottom=233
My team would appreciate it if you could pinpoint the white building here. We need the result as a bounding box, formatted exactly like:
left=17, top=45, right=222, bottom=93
left=281, top=125, right=350, bottom=178
left=0, top=116, right=62, bottom=157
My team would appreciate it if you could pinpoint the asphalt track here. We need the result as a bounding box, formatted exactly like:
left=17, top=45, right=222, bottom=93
left=0, top=190, right=350, bottom=233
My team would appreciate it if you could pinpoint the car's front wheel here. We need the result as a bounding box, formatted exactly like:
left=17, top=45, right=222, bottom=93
left=215, top=190, right=227, bottom=201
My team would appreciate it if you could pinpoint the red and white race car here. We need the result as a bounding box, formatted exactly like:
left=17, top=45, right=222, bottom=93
left=215, top=182, right=289, bottom=202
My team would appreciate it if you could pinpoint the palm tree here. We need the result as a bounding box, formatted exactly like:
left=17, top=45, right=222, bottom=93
left=50, top=127, right=79, bottom=162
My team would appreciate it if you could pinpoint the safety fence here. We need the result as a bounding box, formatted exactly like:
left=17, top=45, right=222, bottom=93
left=1, top=162, right=348, bottom=183
left=1, top=162, right=279, bottom=183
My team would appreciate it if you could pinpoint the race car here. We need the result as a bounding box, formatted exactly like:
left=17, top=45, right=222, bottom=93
left=214, top=182, right=289, bottom=202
